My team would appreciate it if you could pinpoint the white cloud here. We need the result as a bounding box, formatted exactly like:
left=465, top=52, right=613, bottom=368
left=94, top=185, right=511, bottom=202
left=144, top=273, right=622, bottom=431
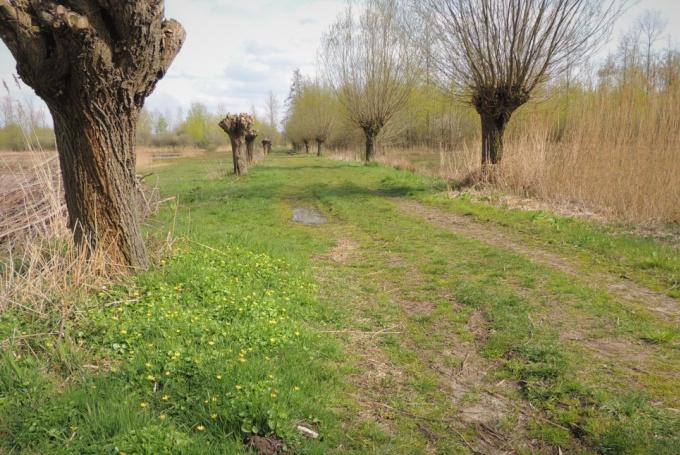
left=0, top=0, right=679, bottom=122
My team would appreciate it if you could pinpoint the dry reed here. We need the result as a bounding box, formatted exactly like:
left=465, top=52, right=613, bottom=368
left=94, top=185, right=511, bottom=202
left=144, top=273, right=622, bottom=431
left=0, top=150, right=170, bottom=343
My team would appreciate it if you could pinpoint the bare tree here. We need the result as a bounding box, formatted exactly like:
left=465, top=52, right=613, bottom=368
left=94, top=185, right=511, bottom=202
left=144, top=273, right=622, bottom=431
left=636, top=10, right=666, bottom=87
left=322, top=0, right=416, bottom=162
left=421, top=0, right=625, bottom=170
left=219, top=113, right=254, bottom=176
left=265, top=91, right=280, bottom=131
left=0, top=1, right=185, bottom=268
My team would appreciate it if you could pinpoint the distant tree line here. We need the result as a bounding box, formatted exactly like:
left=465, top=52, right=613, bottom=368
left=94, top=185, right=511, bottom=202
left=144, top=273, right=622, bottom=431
left=0, top=98, right=281, bottom=152
left=0, top=95, right=55, bottom=151
left=136, top=102, right=281, bottom=150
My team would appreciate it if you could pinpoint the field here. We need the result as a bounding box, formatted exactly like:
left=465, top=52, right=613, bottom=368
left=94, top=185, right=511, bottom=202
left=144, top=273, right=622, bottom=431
left=1, top=150, right=678, bottom=453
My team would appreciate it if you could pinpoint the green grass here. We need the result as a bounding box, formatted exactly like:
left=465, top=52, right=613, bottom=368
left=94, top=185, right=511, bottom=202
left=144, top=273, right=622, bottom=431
left=0, top=244, right=344, bottom=453
left=1, top=151, right=678, bottom=454
left=416, top=191, right=680, bottom=298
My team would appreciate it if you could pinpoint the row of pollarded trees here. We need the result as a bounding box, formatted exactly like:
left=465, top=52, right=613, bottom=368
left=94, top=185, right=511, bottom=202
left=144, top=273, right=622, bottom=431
left=284, top=74, right=340, bottom=157
left=292, top=0, right=625, bottom=170
left=218, top=113, right=273, bottom=176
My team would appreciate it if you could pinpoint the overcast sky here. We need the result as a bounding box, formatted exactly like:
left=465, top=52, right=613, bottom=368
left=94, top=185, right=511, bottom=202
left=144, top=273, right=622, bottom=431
left=1, top=0, right=679, bottom=123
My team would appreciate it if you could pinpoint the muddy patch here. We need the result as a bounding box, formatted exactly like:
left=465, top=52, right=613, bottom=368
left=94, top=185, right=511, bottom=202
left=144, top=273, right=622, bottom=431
left=293, top=206, right=327, bottom=225
left=246, top=435, right=286, bottom=455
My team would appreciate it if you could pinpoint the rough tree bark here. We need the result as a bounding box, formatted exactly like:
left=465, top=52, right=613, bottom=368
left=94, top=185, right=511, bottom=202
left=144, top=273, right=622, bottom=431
left=219, top=114, right=254, bottom=176
left=303, top=139, right=310, bottom=154
left=0, top=1, right=186, bottom=269
left=245, top=129, right=258, bottom=164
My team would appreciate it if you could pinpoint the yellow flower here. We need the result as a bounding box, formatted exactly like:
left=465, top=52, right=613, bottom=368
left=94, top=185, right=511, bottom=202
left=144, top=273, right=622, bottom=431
left=145, top=363, right=153, bottom=369
left=235, top=385, right=242, bottom=390
left=211, top=414, right=218, bottom=420
left=120, top=329, right=127, bottom=335
left=270, top=393, right=277, bottom=399
left=208, top=341, right=215, bottom=346
left=216, top=375, right=223, bottom=380
left=293, top=386, right=301, bottom=392
left=196, top=425, right=205, bottom=432
left=238, top=358, right=246, bottom=363
left=162, top=395, right=170, bottom=401
left=140, top=402, right=149, bottom=408
left=159, top=414, right=167, bottom=421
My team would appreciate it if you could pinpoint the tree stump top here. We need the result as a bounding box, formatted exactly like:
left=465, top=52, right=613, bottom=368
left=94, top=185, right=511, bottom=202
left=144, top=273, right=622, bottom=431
left=219, top=113, right=254, bottom=138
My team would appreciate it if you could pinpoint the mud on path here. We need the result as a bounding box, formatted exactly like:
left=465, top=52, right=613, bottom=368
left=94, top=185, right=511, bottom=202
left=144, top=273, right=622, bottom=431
left=393, top=198, right=680, bottom=323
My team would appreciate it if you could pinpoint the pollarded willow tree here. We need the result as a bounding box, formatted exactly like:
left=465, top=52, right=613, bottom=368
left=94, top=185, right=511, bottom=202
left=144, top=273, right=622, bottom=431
left=245, top=128, right=258, bottom=163
left=421, top=0, right=625, bottom=169
left=322, top=0, right=416, bottom=162
left=261, top=139, right=272, bottom=155
left=219, top=113, right=254, bottom=176
left=0, top=0, right=185, bottom=268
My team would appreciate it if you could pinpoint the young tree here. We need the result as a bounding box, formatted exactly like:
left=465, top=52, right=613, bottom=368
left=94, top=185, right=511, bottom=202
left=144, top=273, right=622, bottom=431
left=322, top=0, right=415, bottom=162
left=636, top=10, right=666, bottom=87
left=136, top=109, right=154, bottom=146
left=0, top=1, right=185, bottom=268
left=422, top=0, right=625, bottom=169
left=219, top=113, right=254, bottom=176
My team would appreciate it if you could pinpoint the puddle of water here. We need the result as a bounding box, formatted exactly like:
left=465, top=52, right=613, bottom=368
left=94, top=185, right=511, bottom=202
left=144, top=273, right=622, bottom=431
left=293, top=207, right=327, bottom=225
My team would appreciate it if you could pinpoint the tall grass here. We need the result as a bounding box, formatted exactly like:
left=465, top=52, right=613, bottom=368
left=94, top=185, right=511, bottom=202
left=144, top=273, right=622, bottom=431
left=0, top=152, right=110, bottom=337
left=0, top=105, right=168, bottom=342
left=491, top=86, right=677, bottom=223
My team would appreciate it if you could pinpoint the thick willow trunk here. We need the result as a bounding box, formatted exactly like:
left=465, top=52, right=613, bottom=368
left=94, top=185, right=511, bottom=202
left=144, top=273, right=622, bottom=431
left=364, top=132, right=378, bottom=162
left=51, top=104, right=147, bottom=268
left=316, top=139, right=324, bottom=157
left=0, top=1, right=185, bottom=269
left=304, top=140, right=310, bottom=154
left=246, top=140, right=255, bottom=163
left=245, top=132, right=258, bottom=163
left=230, top=137, right=247, bottom=176
left=480, top=113, right=507, bottom=166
